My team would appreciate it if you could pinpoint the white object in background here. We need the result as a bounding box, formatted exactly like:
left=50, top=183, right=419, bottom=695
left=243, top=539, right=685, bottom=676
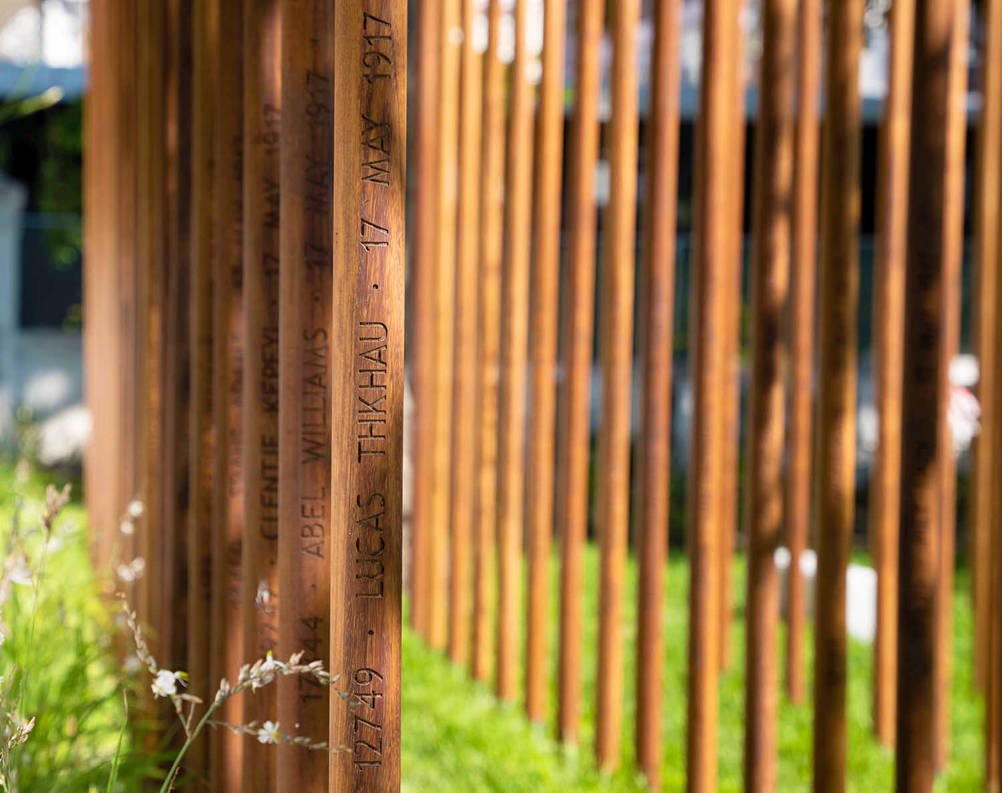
left=775, top=546, right=877, bottom=643
left=35, top=404, right=91, bottom=467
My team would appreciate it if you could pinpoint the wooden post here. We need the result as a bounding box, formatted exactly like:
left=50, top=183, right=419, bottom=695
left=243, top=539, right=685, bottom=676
left=594, top=0, right=640, bottom=770
left=871, top=0, right=915, bottom=749
left=241, top=0, right=281, bottom=789
left=784, top=0, right=821, bottom=707
left=556, top=0, right=602, bottom=745
left=471, top=0, right=505, bottom=683
left=496, top=0, right=534, bottom=703
left=687, top=0, right=740, bottom=788
left=743, top=0, right=796, bottom=786
left=524, top=0, right=566, bottom=724
left=812, top=0, right=862, bottom=790
left=277, top=0, right=333, bottom=788
left=426, top=0, right=461, bottom=653
left=448, top=0, right=484, bottom=669
left=635, top=0, right=682, bottom=784
left=328, top=1, right=405, bottom=788
left=972, top=0, right=1001, bottom=700
left=934, top=0, right=969, bottom=770
left=408, top=0, right=442, bottom=640
left=895, top=2, right=956, bottom=789
left=187, top=0, right=219, bottom=778
left=210, top=1, right=245, bottom=787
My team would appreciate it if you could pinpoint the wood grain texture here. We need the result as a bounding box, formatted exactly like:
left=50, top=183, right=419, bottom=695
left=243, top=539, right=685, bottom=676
left=894, top=2, right=955, bottom=789
left=187, top=0, right=219, bottom=780
left=784, top=0, right=821, bottom=707
left=471, top=0, right=505, bottom=684
left=328, top=2, right=405, bottom=788
left=209, top=1, right=245, bottom=787
left=524, top=0, right=566, bottom=724
left=277, top=1, right=333, bottom=788
left=496, top=0, right=534, bottom=703
left=934, top=0, right=969, bottom=769
left=448, top=0, right=484, bottom=670
left=811, top=1, right=862, bottom=790
left=408, top=0, right=441, bottom=640
left=593, top=0, right=640, bottom=770
left=972, top=0, right=1001, bottom=703
left=555, top=0, right=602, bottom=745
left=634, top=0, right=681, bottom=784
left=241, top=1, right=281, bottom=789
left=686, top=0, right=740, bottom=789
left=870, top=0, right=914, bottom=749
left=742, top=0, right=796, bottom=786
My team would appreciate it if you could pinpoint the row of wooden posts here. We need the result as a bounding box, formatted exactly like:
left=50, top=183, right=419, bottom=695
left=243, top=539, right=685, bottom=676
left=406, top=0, right=1002, bottom=792
left=83, top=0, right=404, bottom=790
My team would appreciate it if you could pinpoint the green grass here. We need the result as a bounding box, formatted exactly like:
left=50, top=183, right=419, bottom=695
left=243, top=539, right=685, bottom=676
left=403, top=547, right=984, bottom=791
left=0, top=460, right=154, bottom=792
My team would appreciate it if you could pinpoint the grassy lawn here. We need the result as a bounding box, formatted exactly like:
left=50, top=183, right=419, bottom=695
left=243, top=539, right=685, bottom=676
left=403, top=547, right=984, bottom=791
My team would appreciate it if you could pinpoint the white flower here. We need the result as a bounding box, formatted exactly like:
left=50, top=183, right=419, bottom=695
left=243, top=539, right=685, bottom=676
left=127, top=500, right=144, bottom=518
left=255, top=580, right=272, bottom=610
left=151, top=669, right=185, bottom=698
left=119, top=519, right=135, bottom=536
left=116, top=557, right=146, bottom=583
left=8, top=556, right=32, bottom=586
left=257, top=720, right=281, bottom=744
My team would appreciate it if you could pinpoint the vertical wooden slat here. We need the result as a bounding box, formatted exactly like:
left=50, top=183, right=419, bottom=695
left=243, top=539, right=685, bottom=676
left=496, top=0, right=535, bottom=702
left=593, top=0, right=640, bottom=769
left=277, top=0, right=333, bottom=788
left=555, top=0, right=602, bottom=744
left=448, top=0, right=484, bottom=669
left=471, top=0, right=505, bottom=684
left=811, top=0, right=862, bottom=789
left=328, top=0, right=406, bottom=788
left=187, top=0, right=218, bottom=780
left=871, top=0, right=915, bottom=748
left=895, top=1, right=956, bottom=789
left=992, top=264, right=1002, bottom=791
left=686, top=0, right=740, bottom=788
left=784, top=0, right=821, bottom=707
left=742, top=0, right=796, bottom=786
left=524, top=0, right=566, bottom=723
left=161, top=0, right=193, bottom=675
left=409, top=0, right=442, bottom=641
left=634, top=0, right=682, bottom=784
left=972, top=0, right=1002, bottom=700
left=427, top=0, right=461, bottom=652
left=934, top=0, right=969, bottom=770
left=241, top=0, right=281, bottom=789
left=209, top=1, right=245, bottom=787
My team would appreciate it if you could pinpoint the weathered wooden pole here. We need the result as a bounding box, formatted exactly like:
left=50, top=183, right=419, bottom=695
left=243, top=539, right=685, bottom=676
left=895, top=2, right=956, bottom=790
left=408, top=0, right=442, bottom=640
left=447, top=0, right=484, bottom=670
left=496, top=0, right=535, bottom=703
left=972, top=0, right=1001, bottom=700
left=812, top=0, right=862, bottom=789
left=241, top=0, right=281, bottom=788
left=686, top=0, right=740, bottom=787
left=634, top=0, right=681, bottom=784
left=784, top=0, right=821, bottom=706
left=187, top=0, right=219, bottom=777
left=933, top=0, right=969, bottom=770
left=870, top=0, right=915, bottom=748
left=471, top=0, right=505, bottom=684
left=743, top=0, right=796, bottom=785
left=209, top=1, right=245, bottom=787
left=328, top=1, right=405, bottom=788
left=277, top=0, right=333, bottom=788
left=555, top=0, right=602, bottom=745
left=427, top=0, right=461, bottom=653
left=524, top=0, right=566, bottom=725
left=594, top=0, right=640, bottom=770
